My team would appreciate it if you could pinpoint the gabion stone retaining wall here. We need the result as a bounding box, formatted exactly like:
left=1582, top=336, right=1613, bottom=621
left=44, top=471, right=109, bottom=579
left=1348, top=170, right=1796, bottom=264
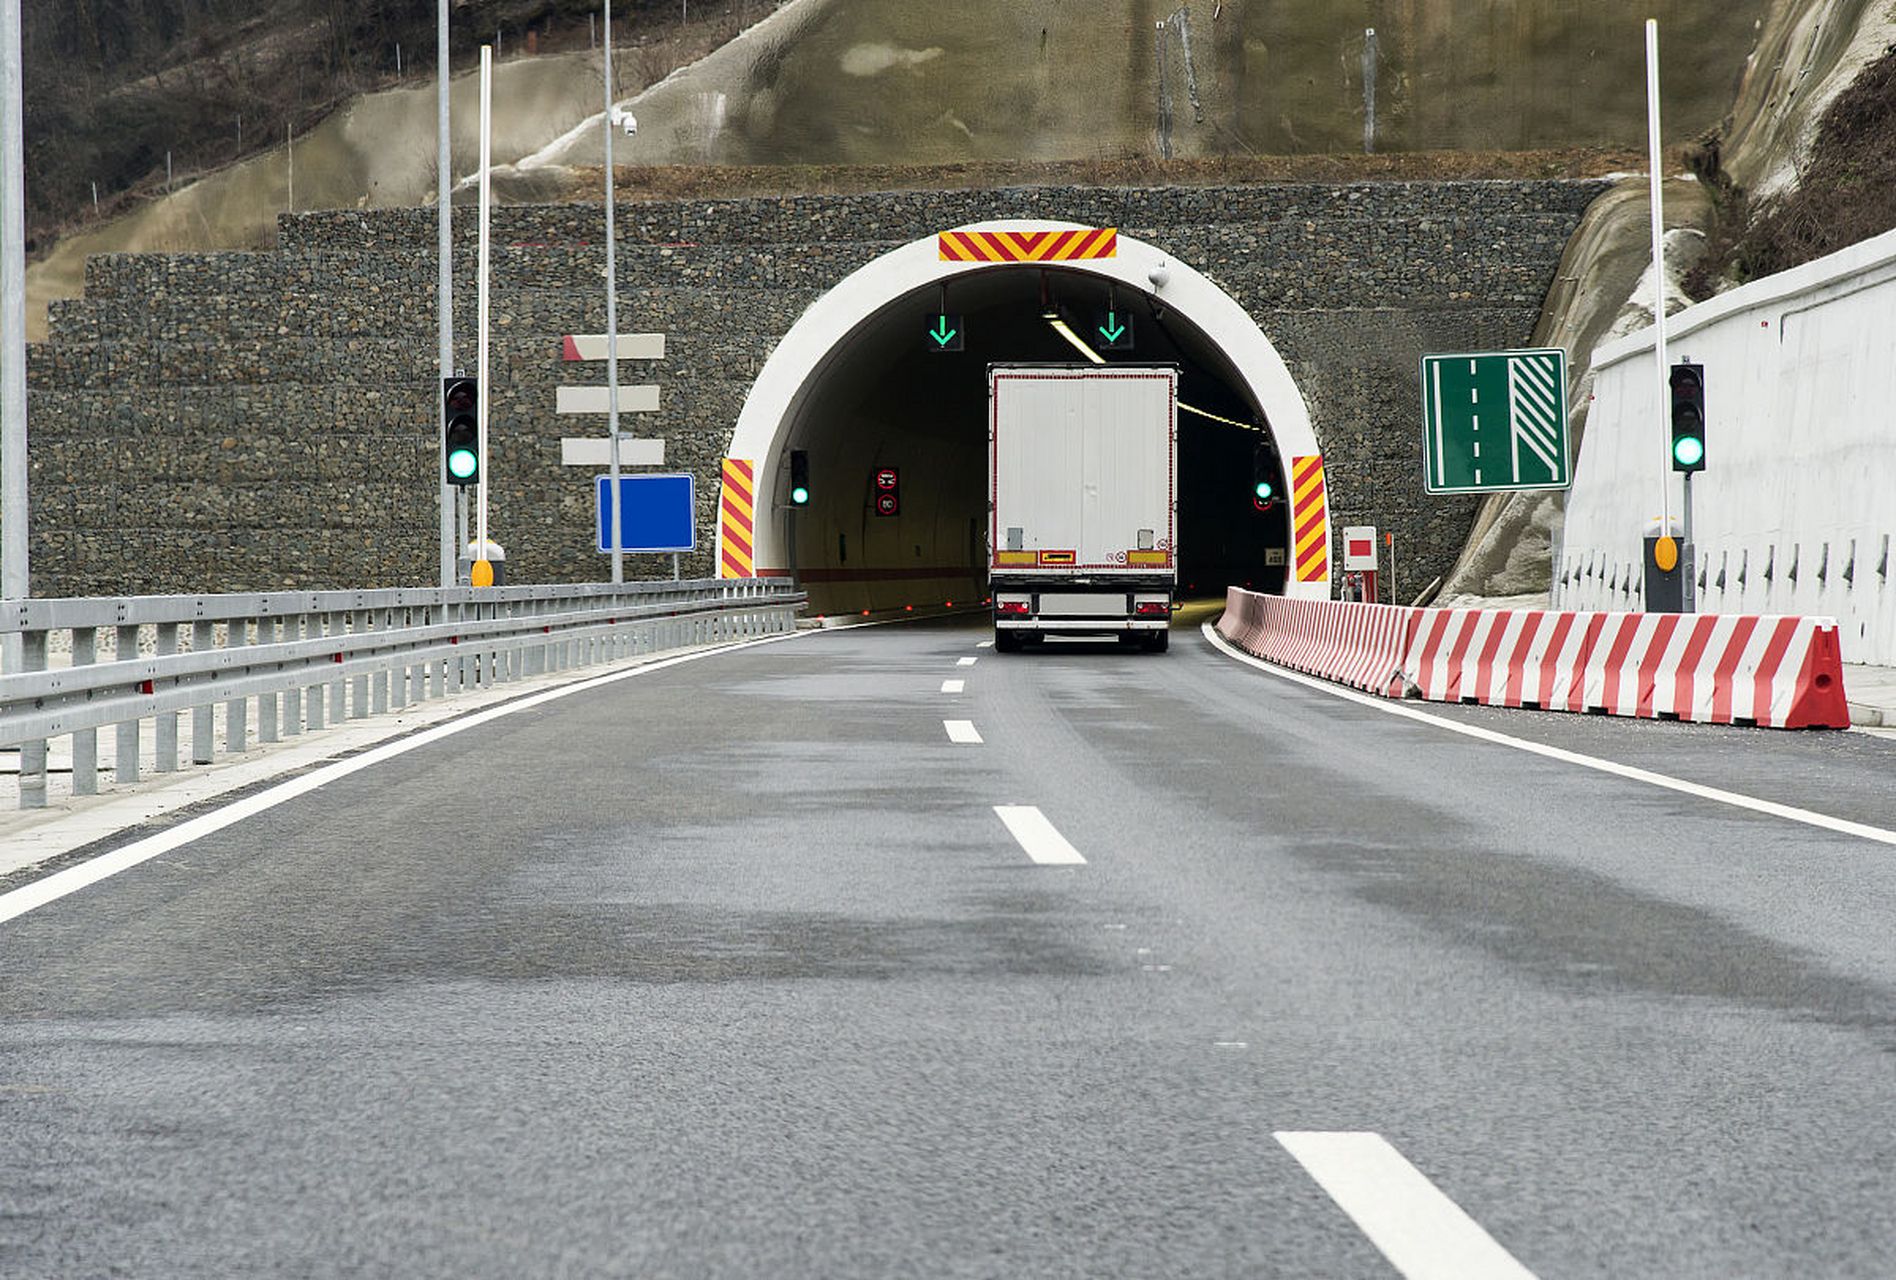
left=24, top=180, right=1603, bottom=597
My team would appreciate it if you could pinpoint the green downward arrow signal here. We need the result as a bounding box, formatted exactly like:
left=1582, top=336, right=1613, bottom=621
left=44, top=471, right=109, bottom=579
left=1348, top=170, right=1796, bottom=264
left=1098, top=312, right=1126, bottom=344
left=930, top=317, right=958, bottom=347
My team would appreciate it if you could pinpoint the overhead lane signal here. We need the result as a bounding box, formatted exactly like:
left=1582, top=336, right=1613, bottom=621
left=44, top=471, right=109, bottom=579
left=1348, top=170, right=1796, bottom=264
left=443, top=377, right=479, bottom=486
left=927, top=313, right=963, bottom=352
left=1093, top=309, right=1134, bottom=351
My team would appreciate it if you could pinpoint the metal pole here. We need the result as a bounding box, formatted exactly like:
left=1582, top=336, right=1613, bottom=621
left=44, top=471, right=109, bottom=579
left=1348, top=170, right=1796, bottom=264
left=476, top=46, right=491, bottom=563
left=437, top=0, right=454, bottom=587
left=1682, top=469, right=1696, bottom=612
left=1, top=0, right=28, bottom=660
left=286, top=121, right=294, bottom=212
left=1645, top=19, right=1671, bottom=535
left=603, top=1, right=624, bottom=583
left=1362, top=28, right=1377, bottom=154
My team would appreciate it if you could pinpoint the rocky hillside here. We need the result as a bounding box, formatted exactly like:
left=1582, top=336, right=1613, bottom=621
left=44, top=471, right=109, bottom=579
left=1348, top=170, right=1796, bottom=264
left=18, top=0, right=774, bottom=252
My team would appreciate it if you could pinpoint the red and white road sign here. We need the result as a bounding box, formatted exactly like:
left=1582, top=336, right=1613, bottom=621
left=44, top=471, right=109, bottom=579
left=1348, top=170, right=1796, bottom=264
left=1343, top=526, right=1378, bottom=571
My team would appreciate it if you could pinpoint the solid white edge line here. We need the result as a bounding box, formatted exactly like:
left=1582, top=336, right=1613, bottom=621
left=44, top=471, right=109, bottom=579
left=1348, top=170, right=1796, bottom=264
left=1275, top=1131, right=1537, bottom=1280
left=944, top=719, right=983, bottom=744
left=941, top=679, right=966, bottom=693
left=993, top=805, right=1086, bottom=865
left=1201, top=622, right=1896, bottom=848
left=0, top=629, right=809, bottom=927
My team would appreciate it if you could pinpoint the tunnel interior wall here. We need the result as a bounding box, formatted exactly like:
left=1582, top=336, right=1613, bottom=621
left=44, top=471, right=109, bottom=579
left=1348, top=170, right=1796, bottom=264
left=25, top=181, right=1601, bottom=600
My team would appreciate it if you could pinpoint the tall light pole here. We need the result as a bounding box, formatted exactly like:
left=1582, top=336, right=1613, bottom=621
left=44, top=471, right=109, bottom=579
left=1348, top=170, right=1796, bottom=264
left=436, top=0, right=454, bottom=586
left=1645, top=20, right=1672, bottom=544
left=603, top=1, right=624, bottom=583
left=2, top=0, right=27, bottom=653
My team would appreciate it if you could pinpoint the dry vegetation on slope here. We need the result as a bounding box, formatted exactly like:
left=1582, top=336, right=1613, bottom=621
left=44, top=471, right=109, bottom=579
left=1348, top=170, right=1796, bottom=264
left=1687, top=43, right=1896, bottom=295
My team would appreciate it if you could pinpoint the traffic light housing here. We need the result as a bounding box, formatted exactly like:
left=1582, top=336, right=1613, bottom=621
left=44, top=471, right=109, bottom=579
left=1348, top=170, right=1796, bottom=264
left=1669, top=362, right=1705, bottom=473
left=789, top=449, right=810, bottom=506
left=1251, top=441, right=1277, bottom=512
left=443, top=377, right=479, bottom=486
left=873, top=466, right=900, bottom=517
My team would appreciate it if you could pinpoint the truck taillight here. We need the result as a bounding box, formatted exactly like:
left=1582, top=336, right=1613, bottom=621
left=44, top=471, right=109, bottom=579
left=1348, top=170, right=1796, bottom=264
left=1134, top=601, right=1171, bottom=616
left=997, top=600, right=1030, bottom=617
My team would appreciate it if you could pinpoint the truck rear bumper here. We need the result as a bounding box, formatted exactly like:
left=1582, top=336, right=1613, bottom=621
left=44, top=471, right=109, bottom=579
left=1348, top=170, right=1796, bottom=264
left=996, top=618, right=1169, bottom=633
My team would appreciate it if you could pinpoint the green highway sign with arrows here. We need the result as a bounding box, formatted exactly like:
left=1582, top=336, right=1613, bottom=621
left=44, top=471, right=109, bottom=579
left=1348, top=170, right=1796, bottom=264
left=1094, top=309, right=1134, bottom=351
left=927, top=313, right=964, bottom=352
left=1420, top=348, right=1571, bottom=494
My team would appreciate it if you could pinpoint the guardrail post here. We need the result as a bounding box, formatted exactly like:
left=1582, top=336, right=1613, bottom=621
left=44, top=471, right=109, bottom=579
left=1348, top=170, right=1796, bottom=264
left=257, top=616, right=280, bottom=744
left=409, top=607, right=428, bottom=705
left=192, top=620, right=215, bottom=764
left=155, top=622, right=180, bottom=771
left=371, top=610, right=392, bottom=716
left=382, top=610, right=401, bottom=709
left=431, top=601, right=448, bottom=698
left=282, top=614, right=305, bottom=737
left=72, top=626, right=98, bottom=795
left=328, top=614, right=348, bottom=722
left=226, top=618, right=249, bottom=753
left=115, top=622, right=142, bottom=781
left=16, top=627, right=48, bottom=808
left=350, top=610, right=371, bottom=718
left=406, top=610, right=426, bottom=705
left=304, top=614, right=327, bottom=731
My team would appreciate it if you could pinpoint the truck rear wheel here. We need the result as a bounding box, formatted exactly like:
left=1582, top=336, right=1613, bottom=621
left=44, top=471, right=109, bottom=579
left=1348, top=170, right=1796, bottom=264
left=995, top=630, right=1022, bottom=653
left=1143, top=630, right=1170, bottom=653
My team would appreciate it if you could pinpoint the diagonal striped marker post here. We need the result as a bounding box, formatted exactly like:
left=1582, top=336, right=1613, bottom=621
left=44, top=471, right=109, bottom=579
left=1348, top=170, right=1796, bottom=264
left=719, top=458, right=756, bottom=578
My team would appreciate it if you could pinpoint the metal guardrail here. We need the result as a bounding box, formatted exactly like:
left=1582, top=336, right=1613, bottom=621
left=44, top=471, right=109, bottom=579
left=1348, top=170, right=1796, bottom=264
left=0, top=579, right=804, bottom=810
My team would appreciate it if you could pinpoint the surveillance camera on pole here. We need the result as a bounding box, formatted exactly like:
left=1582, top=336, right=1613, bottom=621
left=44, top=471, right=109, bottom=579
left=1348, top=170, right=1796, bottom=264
left=613, top=110, right=637, bottom=137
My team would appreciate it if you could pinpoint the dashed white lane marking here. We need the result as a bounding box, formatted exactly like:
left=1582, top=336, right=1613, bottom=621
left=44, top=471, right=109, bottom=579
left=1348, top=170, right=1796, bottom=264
left=977, top=640, right=994, bottom=649
left=957, top=656, right=978, bottom=666
left=1275, top=1132, right=1537, bottom=1280
left=941, top=679, right=966, bottom=693
left=0, top=630, right=809, bottom=927
left=1202, top=624, right=1896, bottom=849
left=993, top=805, right=1086, bottom=865
left=944, top=720, right=983, bottom=744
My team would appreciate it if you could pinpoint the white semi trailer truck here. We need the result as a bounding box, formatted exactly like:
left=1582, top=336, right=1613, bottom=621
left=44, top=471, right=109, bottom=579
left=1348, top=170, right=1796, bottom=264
left=987, top=363, right=1179, bottom=652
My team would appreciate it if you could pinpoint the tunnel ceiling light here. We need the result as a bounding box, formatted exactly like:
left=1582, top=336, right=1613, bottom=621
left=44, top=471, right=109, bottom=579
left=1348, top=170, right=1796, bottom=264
left=1046, top=315, right=1107, bottom=365
left=1054, top=310, right=1258, bottom=432
left=1178, top=401, right=1260, bottom=431
left=1043, top=315, right=1259, bottom=433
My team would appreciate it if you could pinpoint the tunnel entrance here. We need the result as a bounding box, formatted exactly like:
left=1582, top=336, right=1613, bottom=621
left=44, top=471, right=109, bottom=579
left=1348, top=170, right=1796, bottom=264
left=724, top=223, right=1328, bottom=613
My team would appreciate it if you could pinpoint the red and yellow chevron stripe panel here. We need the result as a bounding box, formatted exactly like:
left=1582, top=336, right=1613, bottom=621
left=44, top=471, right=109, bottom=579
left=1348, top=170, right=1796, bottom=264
left=1290, top=455, right=1330, bottom=585
left=938, top=228, right=1118, bottom=263
left=719, top=458, right=755, bottom=579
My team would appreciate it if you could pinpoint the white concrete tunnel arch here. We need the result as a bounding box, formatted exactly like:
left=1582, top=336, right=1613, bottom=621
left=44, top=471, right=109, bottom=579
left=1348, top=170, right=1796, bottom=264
left=722, top=220, right=1329, bottom=600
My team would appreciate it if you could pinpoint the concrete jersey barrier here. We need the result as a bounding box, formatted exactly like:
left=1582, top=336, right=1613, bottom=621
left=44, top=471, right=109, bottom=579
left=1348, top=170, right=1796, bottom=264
left=1217, top=589, right=1850, bottom=729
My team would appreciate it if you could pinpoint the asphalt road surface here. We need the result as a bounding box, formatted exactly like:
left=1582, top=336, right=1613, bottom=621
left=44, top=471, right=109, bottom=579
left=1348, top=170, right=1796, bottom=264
left=3, top=616, right=1894, bottom=1278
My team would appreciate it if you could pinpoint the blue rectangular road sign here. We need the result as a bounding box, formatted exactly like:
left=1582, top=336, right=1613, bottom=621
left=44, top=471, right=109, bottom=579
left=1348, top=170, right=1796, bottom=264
left=595, top=473, right=696, bottom=553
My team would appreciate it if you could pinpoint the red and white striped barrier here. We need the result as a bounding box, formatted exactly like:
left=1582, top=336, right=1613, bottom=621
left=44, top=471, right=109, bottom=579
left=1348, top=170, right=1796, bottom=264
left=1216, top=590, right=1414, bottom=697
left=1217, top=589, right=1850, bottom=729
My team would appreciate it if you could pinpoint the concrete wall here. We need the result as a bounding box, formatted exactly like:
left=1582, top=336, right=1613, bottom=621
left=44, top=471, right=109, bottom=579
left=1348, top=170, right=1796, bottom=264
left=22, top=180, right=1601, bottom=599
left=1555, top=226, right=1896, bottom=664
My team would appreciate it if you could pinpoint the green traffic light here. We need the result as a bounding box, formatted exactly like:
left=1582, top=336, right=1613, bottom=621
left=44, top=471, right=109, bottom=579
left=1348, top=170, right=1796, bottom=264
left=1672, top=436, right=1704, bottom=468
left=447, top=448, right=478, bottom=481
left=791, top=485, right=810, bottom=505
left=1254, top=480, right=1274, bottom=500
